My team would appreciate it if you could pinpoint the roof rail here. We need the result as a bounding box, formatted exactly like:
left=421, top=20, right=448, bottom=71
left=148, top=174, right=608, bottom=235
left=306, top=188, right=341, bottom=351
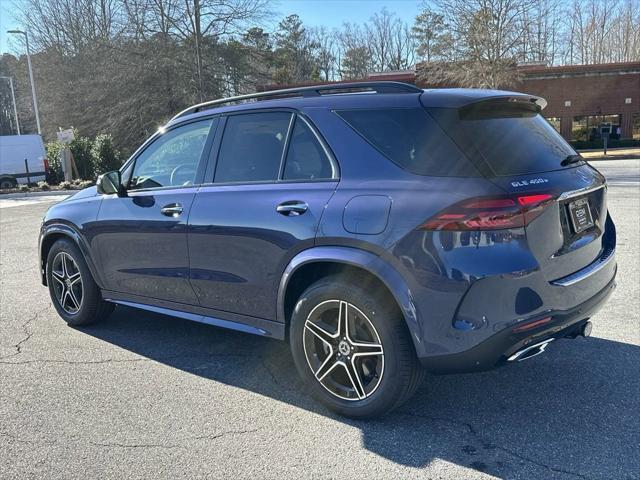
left=171, top=81, right=422, bottom=120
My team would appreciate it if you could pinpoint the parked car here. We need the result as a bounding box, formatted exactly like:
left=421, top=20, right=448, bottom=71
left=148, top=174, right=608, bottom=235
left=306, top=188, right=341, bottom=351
left=39, top=82, right=617, bottom=417
left=0, top=134, right=48, bottom=188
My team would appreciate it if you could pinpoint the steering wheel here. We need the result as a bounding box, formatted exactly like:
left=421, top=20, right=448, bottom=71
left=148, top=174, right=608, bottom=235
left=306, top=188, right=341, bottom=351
left=170, top=164, right=196, bottom=186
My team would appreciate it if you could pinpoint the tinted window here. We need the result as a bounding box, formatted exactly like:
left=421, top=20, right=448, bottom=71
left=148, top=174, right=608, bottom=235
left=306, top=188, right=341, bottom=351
left=336, top=108, right=478, bottom=177
left=283, top=118, right=334, bottom=180
left=429, top=103, right=579, bottom=176
left=129, top=119, right=213, bottom=190
left=215, top=112, right=292, bottom=183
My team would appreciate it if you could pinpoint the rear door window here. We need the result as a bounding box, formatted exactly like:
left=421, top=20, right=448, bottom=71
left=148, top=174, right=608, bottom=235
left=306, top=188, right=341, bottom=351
left=336, top=108, right=479, bottom=177
left=428, top=102, right=579, bottom=176
left=283, top=117, right=335, bottom=180
left=214, top=112, right=292, bottom=183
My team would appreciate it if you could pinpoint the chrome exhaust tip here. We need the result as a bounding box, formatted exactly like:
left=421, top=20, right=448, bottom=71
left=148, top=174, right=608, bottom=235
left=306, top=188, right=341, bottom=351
left=507, top=338, right=554, bottom=362
left=581, top=321, right=593, bottom=337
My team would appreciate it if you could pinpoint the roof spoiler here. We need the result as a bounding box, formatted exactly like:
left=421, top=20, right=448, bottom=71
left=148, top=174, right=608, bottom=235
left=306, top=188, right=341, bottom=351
left=420, top=89, right=547, bottom=111
left=465, top=94, right=547, bottom=111
left=461, top=94, right=547, bottom=113
left=456, top=95, right=547, bottom=120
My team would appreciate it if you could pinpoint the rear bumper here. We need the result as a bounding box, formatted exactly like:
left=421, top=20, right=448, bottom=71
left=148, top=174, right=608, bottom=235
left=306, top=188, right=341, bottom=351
left=420, top=268, right=616, bottom=373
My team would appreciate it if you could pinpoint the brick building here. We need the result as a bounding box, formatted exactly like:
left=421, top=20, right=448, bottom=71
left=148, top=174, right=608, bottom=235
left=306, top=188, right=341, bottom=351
left=368, top=61, right=640, bottom=141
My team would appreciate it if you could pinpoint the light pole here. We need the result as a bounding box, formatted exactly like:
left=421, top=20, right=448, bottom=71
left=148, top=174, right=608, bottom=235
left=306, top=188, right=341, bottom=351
left=0, top=76, right=21, bottom=134
left=7, top=29, right=41, bottom=135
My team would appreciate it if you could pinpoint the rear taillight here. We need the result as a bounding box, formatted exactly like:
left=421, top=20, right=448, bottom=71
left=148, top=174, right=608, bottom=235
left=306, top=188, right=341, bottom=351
left=43, top=158, right=49, bottom=172
left=422, top=193, right=554, bottom=231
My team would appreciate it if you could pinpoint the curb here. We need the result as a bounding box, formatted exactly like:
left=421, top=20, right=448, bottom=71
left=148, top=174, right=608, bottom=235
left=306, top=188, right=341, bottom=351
left=586, top=155, right=640, bottom=162
left=0, top=190, right=76, bottom=199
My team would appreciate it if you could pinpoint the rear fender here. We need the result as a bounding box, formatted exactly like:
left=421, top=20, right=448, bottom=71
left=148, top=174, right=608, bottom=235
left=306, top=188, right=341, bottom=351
left=277, top=246, right=427, bottom=357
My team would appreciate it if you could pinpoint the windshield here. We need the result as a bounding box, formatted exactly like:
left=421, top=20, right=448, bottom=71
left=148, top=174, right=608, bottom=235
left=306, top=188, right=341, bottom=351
left=428, top=102, right=580, bottom=177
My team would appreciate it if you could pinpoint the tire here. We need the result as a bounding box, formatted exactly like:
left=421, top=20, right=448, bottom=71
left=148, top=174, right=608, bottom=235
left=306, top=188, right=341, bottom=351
left=46, top=238, right=114, bottom=326
left=0, top=177, right=17, bottom=190
left=289, top=275, right=425, bottom=418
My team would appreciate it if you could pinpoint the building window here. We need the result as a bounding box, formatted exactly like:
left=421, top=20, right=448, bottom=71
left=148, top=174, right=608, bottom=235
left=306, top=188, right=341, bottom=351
left=633, top=113, right=640, bottom=140
left=572, top=114, right=622, bottom=141
left=546, top=117, right=561, bottom=133
left=572, top=116, right=588, bottom=141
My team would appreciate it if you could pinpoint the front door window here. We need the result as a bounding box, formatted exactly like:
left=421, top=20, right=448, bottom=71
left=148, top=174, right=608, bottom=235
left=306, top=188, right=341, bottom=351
left=130, top=119, right=214, bottom=190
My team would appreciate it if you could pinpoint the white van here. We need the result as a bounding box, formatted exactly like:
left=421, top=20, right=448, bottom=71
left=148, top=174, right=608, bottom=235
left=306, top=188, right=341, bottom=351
left=0, top=134, right=48, bottom=188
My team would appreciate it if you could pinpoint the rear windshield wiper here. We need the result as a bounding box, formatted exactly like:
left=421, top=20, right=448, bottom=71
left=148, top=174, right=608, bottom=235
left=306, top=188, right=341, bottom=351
left=561, top=154, right=584, bottom=166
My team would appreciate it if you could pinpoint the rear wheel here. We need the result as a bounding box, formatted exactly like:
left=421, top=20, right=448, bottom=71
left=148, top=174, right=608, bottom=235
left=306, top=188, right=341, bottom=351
left=46, top=239, right=114, bottom=326
left=290, top=276, right=425, bottom=418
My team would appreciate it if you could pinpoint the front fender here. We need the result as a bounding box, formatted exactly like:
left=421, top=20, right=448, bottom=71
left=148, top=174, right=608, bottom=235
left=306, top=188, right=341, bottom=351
left=39, top=223, right=104, bottom=289
left=277, top=246, right=427, bottom=358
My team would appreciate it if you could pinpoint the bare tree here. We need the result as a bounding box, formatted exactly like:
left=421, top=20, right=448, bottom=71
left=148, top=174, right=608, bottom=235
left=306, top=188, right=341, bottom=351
left=337, top=22, right=371, bottom=78
left=312, top=27, right=338, bottom=81
left=519, top=0, right=563, bottom=64
left=417, top=0, right=535, bottom=88
left=412, top=6, right=448, bottom=62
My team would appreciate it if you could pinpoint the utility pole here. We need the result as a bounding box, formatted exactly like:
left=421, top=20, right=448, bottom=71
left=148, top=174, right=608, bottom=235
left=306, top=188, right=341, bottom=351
left=7, top=29, right=41, bottom=135
left=0, top=76, right=20, bottom=134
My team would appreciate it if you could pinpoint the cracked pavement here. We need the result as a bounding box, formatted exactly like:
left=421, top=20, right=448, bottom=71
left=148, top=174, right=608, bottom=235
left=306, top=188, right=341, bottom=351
left=1, top=159, right=639, bottom=479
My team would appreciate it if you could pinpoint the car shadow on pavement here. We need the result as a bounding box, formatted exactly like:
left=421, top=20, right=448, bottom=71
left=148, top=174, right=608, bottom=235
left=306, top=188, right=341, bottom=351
left=83, top=305, right=639, bottom=478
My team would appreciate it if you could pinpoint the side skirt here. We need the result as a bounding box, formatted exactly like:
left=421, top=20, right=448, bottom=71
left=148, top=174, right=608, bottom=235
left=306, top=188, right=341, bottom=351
left=102, top=290, right=285, bottom=340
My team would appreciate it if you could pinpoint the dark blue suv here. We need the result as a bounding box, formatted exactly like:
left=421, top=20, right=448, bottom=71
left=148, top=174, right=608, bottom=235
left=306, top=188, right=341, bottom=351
left=39, top=82, right=617, bottom=417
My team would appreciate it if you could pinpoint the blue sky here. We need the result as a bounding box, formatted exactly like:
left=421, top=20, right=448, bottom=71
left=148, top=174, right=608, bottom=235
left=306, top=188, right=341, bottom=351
left=0, top=0, right=421, bottom=54
left=277, top=0, right=420, bottom=29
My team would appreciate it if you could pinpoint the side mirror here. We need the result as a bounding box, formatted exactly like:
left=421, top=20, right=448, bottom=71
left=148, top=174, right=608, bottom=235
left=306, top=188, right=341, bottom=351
left=96, top=171, right=126, bottom=196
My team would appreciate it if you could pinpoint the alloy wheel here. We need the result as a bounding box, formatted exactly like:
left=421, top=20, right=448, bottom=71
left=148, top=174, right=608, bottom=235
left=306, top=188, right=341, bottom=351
left=303, top=300, right=384, bottom=401
left=51, top=252, right=83, bottom=314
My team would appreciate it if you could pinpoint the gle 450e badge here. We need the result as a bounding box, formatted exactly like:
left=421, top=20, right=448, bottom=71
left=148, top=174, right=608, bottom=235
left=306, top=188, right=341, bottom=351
left=511, top=178, right=549, bottom=188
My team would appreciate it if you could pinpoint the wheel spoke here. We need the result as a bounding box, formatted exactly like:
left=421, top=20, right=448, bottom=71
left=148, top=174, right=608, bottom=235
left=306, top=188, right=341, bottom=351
left=337, top=301, right=349, bottom=339
left=61, top=254, right=69, bottom=278
left=69, top=274, right=82, bottom=287
left=57, top=285, right=67, bottom=304
left=66, top=289, right=80, bottom=311
left=61, top=290, right=71, bottom=309
left=315, top=351, right=338, bottom=381
left=51, top=268, right=65, bottom=280
left=352, top=342, right=384, bottom=357
left=51, top=273, right=65, bottom=289
left=342, top=360, right=366, bottom=399
left=68, top=269, right=81, bottom=280
left=304, top=320, right=335, bottom=346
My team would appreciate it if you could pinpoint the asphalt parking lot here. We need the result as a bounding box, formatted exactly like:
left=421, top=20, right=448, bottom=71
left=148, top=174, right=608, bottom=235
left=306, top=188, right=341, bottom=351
left=1, top=159, right=638, bottom=480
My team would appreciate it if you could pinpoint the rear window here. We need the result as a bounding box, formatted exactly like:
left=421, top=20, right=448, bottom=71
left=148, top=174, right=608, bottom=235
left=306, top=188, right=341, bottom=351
left=336, top=108, right=480, bottom=177
left=428, top=102, right=579, bottom=176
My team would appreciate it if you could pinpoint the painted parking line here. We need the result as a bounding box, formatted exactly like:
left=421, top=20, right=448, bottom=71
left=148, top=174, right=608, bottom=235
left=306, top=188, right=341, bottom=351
left=0, top=195, right=70, bottom=209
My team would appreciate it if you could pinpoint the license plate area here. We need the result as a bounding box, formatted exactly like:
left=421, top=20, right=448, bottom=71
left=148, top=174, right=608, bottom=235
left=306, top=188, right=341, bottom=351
left=567, top=197, right=594, bottom=233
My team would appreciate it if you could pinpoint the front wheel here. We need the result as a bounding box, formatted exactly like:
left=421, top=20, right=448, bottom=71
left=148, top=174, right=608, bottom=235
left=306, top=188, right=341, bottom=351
left=46, top=239, right=114, bottom=326
left=289, top=276, right=425, bottom=418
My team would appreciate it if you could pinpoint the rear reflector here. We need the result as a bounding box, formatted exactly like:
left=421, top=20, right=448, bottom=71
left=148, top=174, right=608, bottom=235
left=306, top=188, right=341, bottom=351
left=421, top=193, right=555, bottom=231
left=512, top=316, right=553, bottom=333
left=43, top=158, right=49, bottom=172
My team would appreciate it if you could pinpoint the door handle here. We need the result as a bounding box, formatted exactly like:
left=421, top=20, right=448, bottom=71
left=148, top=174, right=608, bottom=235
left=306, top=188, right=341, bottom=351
left=160, top=203, right=184, bottom=217
left=276, top=200, right=308, bottom=216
